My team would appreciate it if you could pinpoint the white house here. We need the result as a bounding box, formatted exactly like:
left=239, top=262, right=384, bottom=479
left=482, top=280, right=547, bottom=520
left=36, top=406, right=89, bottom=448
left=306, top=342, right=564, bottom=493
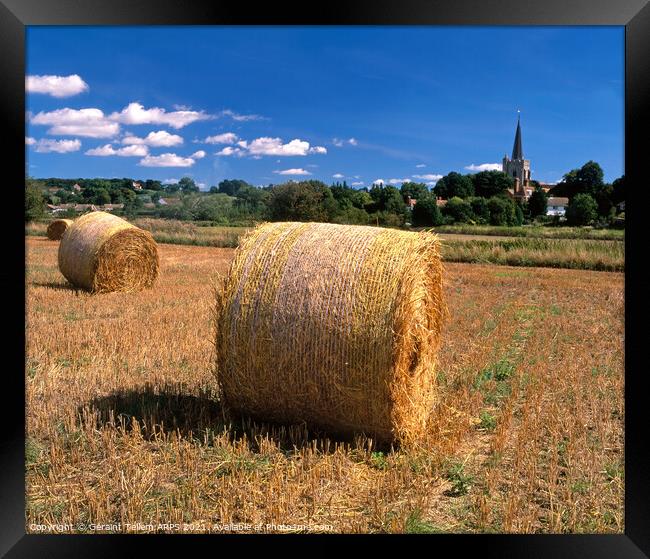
left=546, top=197, right=569, bottom=217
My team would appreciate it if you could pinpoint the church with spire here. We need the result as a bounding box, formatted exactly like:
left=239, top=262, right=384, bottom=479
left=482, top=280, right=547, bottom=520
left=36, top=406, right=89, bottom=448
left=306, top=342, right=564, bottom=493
left=502, top=114, right=535, bottom=200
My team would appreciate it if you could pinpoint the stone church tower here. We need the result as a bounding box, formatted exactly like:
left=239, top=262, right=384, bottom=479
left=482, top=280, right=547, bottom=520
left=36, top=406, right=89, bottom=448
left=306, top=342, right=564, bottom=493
left=502, top=114, right=531, bottom=197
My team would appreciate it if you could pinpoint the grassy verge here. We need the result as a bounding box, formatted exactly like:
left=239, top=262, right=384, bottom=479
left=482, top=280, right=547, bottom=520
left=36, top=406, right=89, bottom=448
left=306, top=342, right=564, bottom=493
left=27, top=220, right=624, bottom=271
left=428, top=224, right=624, bottom=241
left=442, top=237, right=624, bottom=272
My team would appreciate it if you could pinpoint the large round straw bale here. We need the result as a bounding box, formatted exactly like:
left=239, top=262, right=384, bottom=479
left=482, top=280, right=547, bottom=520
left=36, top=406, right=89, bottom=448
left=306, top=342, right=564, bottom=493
left=215, top=221, right=445, bottom=446
left=46, top=219, right=73, bottom=240
left=58, top=211, right=159, bottom=293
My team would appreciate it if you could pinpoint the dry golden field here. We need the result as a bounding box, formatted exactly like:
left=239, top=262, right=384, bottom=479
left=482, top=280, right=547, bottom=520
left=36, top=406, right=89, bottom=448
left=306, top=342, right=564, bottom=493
left=25, top=236, right=624, bottom=534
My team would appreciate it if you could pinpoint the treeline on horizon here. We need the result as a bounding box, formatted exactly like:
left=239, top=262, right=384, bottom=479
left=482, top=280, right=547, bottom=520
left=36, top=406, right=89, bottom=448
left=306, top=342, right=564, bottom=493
left=26, top=160, right=625, bottom=228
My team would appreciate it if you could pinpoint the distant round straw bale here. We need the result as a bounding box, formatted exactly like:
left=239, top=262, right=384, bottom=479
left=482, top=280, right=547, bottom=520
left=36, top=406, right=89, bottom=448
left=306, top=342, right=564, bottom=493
left=215, top=221, right=446, bottom=446
left=46, top=219, right=73, bottom=240
left=57, top=211, right=159, bottom=293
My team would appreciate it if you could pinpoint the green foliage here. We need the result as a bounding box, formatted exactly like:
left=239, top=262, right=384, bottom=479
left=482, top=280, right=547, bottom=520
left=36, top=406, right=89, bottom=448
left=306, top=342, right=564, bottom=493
left=25, top=179, right=46, bottom=223
left=213, top=179, right=253, bottom=196
left=566, top=193, right=598, bottom=225
left=444, top=460, right=474, bottom=496
left=479, top=411, right=497, bottom=431
left=487, top=196, right=518, bottom=226
left=411, top=195, right=443, bottom=226
left=467, top=196, right=489, bottom=224
left=611, top=175, right=625, bottom=206
left=528, top=186, right=549, bottom=218
left=434, top=172, right=474, bottom=199
left=178, top=176, right=199, bottom=193
left=554, top=160, right=605, bottom=199
left=268, top=180, right=335, bottom=222
left=333, top=206, right=370, bottom=225
left=514, top=202, right=524, bottom=226
left=370, top=451, right=389, bottom=471
left=471, top=170, right=513, bottom=198
left=399, top=181, right=429, bottom=201
left=369, top=185, right=406, bottom=215
left=443, top=197, right=474, bottom=223
left=594, top=184, right=614, bottom=217
left=368, top=210, right=405, bottom=228
left=405, top=510, right=443, bottom=533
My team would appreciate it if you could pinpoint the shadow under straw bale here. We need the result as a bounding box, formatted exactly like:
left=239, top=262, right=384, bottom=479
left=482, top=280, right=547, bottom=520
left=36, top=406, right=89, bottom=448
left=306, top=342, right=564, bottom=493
left=80, top=382, right=386, bottom=453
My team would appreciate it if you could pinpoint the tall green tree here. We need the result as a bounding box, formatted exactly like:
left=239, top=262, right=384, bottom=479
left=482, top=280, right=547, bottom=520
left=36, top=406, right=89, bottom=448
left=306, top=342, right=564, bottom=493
left=528, top=186, right=549, bottom=219
left=471, top=170, right=514, bottom=198
left=411, top=195, right=443, bottom=226
left=611, top=175, right=625, bottom=206
left=268, top=180, right=334, bottom=222
left=25, top=179, right=46, bottom=222
left=565, top=193, right=598, bottom=225
left=369, top=185, right=406, bottom=215
left=467, top=197, right=490, bottom=224
left=434, top=172, right=474, bottom=199
left=443, top=197, right=474, bottom=223
left=487, top=196, right=518, bottom=226
left=554, top=161, right=605, bottom=199
left=400, top=181, right=429, bottom=201
left=216, top=179, right=253, bottom=196
left=178, top=176, right=199, bottom=193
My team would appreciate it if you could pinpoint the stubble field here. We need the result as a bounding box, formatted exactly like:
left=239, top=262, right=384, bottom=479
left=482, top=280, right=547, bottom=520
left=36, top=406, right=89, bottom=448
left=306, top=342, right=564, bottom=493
left=25, top=236, right=624, bottom=533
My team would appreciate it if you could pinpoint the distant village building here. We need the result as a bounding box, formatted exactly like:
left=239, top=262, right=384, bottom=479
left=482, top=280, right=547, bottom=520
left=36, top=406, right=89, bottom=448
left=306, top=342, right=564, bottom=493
left=132, top=181, right=143, bottom=190
left=546, top=197, right=569, bottom=217
left=46, top=203, right=124, bottom=214
left=503, top=114, right=532, bottom=200
left=405, top=196, right=417, bottom=210
left=72, top=183, right=82, bottom=192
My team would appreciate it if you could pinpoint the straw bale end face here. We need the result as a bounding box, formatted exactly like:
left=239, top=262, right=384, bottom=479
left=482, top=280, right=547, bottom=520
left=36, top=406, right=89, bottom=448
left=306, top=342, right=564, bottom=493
left=215, top=221, right=446, bottom=447
left=58, top=211, right=159, bottom=293
left=46, top=219, right=73, bottom=240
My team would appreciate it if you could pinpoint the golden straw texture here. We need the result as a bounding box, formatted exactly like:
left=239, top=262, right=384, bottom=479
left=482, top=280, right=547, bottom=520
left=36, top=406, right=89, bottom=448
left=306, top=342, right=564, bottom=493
left=46, top=219, right=73, bottom=241
left=215, top=221, right=445, bottom=446
left=58, top=212, right=159, bottom=293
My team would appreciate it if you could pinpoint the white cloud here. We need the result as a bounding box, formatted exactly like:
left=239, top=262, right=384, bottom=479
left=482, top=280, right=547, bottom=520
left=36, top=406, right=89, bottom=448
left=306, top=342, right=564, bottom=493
left=389, top=178, right=411, bottom=185
left=123, top=130, right=183, bottom=147
left=26, top=74, right=89, bottom=97
left=110, top=102, right=210, bottom=129
left=332, top=173, right=345, bottom=179
left=465, top=163, right=502, bottom=172
left=162, top=178, right=179, bottom=185
left=413, top=174, right=443, bottom=182
left=33, top=138, right=81, bottom=153
left=85, top=144, right=149, bottom=157
left=216, top=137, right=327, bottom=158
left=204, top=132, right=238, bottom=144
left=191, top=150, right=206, bottom=159
left=372, top=179, right=385, bottom=186
left=332, top=137, right=357, bottom=147
left=25, top=136, right=36, bottom=145
left=215, top=146, right=245, bottom=157
left=351, top=181, right=364, bottom=187
left=139, top=153, right=196, bottom=167
left=273, top=168, right=312, bottom=176
left=31, top=107, right=119, bottom=138
left=246, top=137, right=310, bottom=156
left=416, top=164, right=427, bottom=168
left=219, top=109, right=265, bottom=122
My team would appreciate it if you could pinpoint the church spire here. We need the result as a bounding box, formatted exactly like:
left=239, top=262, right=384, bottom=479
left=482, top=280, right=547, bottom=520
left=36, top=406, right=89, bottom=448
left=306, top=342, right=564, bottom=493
left=511, top=112, right=523, bottom=160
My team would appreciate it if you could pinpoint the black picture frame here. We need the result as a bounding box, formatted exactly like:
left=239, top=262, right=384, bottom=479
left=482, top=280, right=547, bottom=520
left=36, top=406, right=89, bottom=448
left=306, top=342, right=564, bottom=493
left=3, top=0, right=648, bottom=555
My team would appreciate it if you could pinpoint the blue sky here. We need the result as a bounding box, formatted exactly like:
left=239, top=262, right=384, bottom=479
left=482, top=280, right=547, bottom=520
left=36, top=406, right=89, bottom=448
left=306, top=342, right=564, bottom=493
left=26, top=26, right=624, bottom=189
